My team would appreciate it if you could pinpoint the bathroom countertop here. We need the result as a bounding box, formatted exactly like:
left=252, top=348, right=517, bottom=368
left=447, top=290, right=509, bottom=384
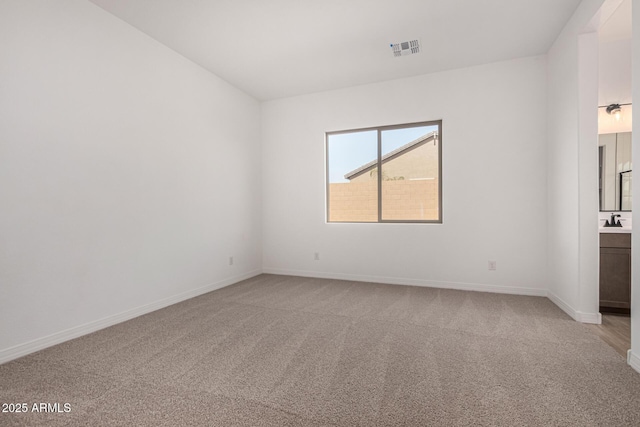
left=599, top=228, right=632, bottom=234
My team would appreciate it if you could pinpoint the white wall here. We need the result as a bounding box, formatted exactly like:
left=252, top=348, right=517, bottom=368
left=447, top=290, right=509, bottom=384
left=630, top=0, right=640, bottom=373
left=546, top=0, right=604, bottom=323
left=599, top=37, right=632, bottom=134
left=0, top=0, right=262, bottom=362
left=261, top=56, right=548, bottom=295
left=599, top=38, right=633, bottom=106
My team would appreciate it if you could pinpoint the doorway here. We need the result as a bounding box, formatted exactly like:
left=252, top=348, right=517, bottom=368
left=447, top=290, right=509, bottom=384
left=595, top=0, right=632, bottom=356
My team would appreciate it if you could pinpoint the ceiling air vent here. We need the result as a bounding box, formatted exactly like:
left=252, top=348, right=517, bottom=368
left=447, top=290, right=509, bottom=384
left=391, top=40, right=420, bottom=57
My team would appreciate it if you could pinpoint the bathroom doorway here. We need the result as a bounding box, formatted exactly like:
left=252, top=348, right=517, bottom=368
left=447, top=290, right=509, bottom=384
left=596, top=0, right=632, bottom=356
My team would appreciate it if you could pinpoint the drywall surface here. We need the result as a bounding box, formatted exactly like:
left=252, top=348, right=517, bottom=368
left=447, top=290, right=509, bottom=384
left=546, top=0, right=605, bottom=322
left=630, top=0, right=640, bottom=372
left=0, top=0, right=261, bottom=360
left=599, top=37, right=632, bottom=134
left=262, top=56, right=548, bottom=295
left=599, top=38, right=632, bottom=106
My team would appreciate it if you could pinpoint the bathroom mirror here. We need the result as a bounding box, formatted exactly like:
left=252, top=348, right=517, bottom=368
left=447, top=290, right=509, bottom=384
left=599, top=132, right=632, bottom=211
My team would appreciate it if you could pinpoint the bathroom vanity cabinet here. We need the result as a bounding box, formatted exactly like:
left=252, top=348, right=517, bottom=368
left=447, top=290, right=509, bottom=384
left=599, top=233, right=631, bottom=313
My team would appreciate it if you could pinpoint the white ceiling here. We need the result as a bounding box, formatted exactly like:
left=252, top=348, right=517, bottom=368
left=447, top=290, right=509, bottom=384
left=88, top=0, right=583, bottom=101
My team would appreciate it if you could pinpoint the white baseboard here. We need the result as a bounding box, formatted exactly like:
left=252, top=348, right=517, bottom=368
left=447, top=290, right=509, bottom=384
left=546, top=291, right=601, bottom=324
left=576, top=311, right=602, bottom=324
left=262, top=267, right=547, bottom=297
left=628, top=350, right=640, bottom=373
left=0, top=269, right=262, bottom=365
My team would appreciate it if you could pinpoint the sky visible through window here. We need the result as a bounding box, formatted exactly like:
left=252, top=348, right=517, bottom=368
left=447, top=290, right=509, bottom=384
left=327, top=125, right=437, bottom=183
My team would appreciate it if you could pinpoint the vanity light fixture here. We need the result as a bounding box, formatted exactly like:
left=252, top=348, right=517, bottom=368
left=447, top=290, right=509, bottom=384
left=606, top=104, right=622, bottom=121
left=600, top=103, right=631, bottom=122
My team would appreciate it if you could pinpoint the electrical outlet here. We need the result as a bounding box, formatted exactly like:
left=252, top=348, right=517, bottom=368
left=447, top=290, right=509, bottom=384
left=488, top=261, right=496, bottom=271
left=314, top=252, right=320, bottom=261
left=229, top=256, right=234, bottom=266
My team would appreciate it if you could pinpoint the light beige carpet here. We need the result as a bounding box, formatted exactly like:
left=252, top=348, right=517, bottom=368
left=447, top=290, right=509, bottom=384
left=2, top=274, right=640, bottom=426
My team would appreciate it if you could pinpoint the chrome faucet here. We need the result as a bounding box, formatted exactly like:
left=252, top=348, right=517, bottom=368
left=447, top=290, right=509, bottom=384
left=604, top=213, right=622, bottom=227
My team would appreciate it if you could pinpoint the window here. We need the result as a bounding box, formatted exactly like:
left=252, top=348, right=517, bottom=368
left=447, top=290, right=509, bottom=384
left=326, top=120, right=442, bottom=223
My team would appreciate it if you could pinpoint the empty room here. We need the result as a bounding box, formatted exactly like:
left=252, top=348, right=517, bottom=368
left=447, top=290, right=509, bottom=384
left=3, top=0, right=640, bottom=425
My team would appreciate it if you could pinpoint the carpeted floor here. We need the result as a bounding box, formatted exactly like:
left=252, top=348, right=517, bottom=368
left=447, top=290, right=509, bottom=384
left=2, top=274, right=640, bottom=426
